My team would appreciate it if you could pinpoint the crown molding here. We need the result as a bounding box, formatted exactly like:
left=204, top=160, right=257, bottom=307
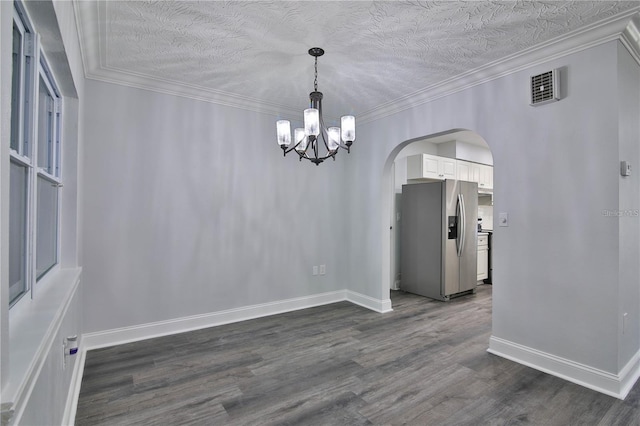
left=73, top=0, right=301, bottom=119
left=358, top=8, right=640, bottom=124
left=88, top=64, right=302, bottom=118
left=74, top=1, right=640, bottom=122
left=620, top=12, right=640, bottom=65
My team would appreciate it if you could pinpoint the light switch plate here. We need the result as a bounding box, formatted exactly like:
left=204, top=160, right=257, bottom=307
left=499, top=212, right=509, bottom=227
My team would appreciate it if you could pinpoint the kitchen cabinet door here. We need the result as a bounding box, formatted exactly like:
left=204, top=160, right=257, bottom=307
left=477, top=246, right=489, bottom=280
left=439, top=157, right=457, bottom=180
left=457, top=160, right=471, bottom=181
left=458, top=160, right=481, bottom=184
left=478, top=164, right=493, bottom=190
left=407, top=154, right=457, bottom=180
left=477, top=234, right=489, bottom=281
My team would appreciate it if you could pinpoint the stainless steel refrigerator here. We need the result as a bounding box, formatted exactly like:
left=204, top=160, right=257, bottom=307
left=400, top=180, right=478, bottom=301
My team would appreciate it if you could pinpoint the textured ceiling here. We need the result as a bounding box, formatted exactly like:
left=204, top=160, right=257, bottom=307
left=76, top=1, right=639, bottom=121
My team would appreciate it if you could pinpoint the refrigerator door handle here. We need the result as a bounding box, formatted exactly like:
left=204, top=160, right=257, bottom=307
left=456, top=194, right=461, bottom=257
left=458, top=193, right=466, bottom=257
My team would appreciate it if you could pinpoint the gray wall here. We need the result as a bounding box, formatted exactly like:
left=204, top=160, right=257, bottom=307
left=346, top=40, right=636, bottom=374
left=617, top=42, right=640, bottom=370
left=81, top=80, right=350, bottom=333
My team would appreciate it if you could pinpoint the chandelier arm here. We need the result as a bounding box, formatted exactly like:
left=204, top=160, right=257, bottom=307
left=317, top=98, right=334, bottom=153
left=313, top=135, right=320, bottom=161
left=302, top=136, right=314, bottom=160
left=285, top=143, right=336, bottom=164
left=282, top=139, right=304, bottom=156
left=312, top=151, right=337, bottom=162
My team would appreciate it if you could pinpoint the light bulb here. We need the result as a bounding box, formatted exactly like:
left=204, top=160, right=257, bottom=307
left=327, top=127, right=340, bottom=151
left=304, top=109, right=320, bottom=137
left=294, top=128, right=307, bottom=152
left=341, top=116, right=355, bottom=143
left=276, top=120, right=291, bottom=146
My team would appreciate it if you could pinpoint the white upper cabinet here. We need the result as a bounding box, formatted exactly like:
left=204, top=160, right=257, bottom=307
left=478, top=164, right=493, bottom=190
left=408, top=155, right=493, bottom=189
left=457, top=160, right=481, bottom=184
left=407, top=154, right=457, bottom=181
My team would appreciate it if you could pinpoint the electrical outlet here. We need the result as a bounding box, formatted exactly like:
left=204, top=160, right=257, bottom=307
left=312, top=266, right=318, bottom=276
left=319, top=265, right=326, bottom=275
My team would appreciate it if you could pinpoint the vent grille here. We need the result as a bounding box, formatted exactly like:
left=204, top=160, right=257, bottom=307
left=530, top=70, right=560, bottom=106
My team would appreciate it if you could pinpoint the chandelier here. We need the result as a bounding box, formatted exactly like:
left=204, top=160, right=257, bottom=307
left=276, top=48, right=356, bottom=165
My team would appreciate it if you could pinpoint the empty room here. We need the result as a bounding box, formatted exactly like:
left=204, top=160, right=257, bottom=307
left=2, top=1, right=640, bottom=425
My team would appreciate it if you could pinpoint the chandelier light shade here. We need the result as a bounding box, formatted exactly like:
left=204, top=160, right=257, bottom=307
left=276, top=47, right=356, bottom=165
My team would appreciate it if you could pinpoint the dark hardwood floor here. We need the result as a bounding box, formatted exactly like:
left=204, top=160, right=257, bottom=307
left=76, top=285, right=640, bottom=425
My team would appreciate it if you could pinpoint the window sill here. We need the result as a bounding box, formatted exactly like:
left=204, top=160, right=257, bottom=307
left=2, top=267, right=81, bottom=416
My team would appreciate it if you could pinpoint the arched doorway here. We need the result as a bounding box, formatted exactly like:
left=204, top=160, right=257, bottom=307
left=381, top=129, right=494, bottom=306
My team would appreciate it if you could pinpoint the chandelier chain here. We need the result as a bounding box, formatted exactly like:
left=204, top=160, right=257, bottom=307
left=314, top=56, right=318, bottom=92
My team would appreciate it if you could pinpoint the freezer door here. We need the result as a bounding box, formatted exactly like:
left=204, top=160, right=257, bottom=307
left=458, top=181, right=478, bottom=292
left=443, top=180, right=460, bottom=297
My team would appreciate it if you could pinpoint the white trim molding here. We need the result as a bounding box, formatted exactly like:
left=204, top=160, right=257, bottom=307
left=488, top=336, right=640, bottom=400
left=359, top=9, right=640, bottom=123
left=346, top=290, right=393, bottom=313
left=620, top=12, right=640, bottom=65
left=73, top=1, right=640, bottom=123
left=83, top=290, right=393, bottom=350
left=3, top=268, right=82, bottom=425
left=62, top=343, right=87, bottom=426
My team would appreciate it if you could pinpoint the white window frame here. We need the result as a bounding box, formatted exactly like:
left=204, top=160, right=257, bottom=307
left=34, top=55, right=62, bottom=284
left=9, top=2, right=63, bottom=308
left=10, top=5, right=34, bottom=159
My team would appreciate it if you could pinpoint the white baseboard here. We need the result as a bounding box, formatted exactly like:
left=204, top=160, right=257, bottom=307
left=83, top=290, right=352, bottom=350
left=488, top=335, right=640, bottom=400
left=347, top=290, right=393, bottom=313
left=619, top=348, right=640, bottom=399
left=62, top=344, right=87, bottom=426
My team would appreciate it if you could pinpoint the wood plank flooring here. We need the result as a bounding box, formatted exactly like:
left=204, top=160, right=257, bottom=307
left=76, top=285, right=640, bottom=425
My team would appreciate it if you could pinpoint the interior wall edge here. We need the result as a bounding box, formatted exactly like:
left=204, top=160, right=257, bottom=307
left=488, top=335, right=640, bottom=400
left=346, top=290, right=393, bottom=313
left=61, top=343, right=86, bottom=426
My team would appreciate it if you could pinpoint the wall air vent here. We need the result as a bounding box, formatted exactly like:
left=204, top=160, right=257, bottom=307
left=530, top=69, right=560, bottom=106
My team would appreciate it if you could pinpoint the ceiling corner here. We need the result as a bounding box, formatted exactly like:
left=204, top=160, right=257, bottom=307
left=620, top=12, right=640, bottom=65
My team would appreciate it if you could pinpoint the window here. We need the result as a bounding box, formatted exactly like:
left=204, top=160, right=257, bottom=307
left=9, top=4, right=62, bottom=307
left=9, top=161, right=28, bottom=303
left=10, top=23, right=23, bottom=152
